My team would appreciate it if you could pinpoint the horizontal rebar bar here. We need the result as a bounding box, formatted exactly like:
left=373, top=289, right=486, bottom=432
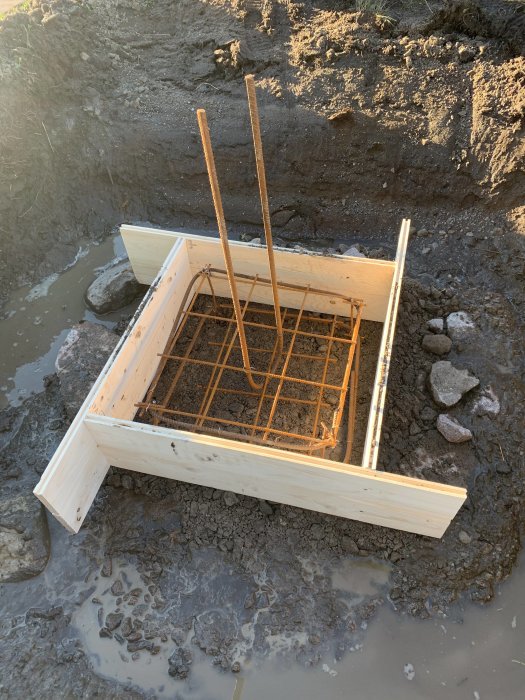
left=194, top=383, right=333, bottom=409
left=156, top=353, right=347, bottom=391
left=207, top=341, right=337, bottom=363
left=182, top=310, right=357, bottom=345
left=138, top=403, right=337, bottom=448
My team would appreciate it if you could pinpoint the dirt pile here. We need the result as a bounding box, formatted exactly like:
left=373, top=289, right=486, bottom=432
left=0, top=0, right=524, bottom=303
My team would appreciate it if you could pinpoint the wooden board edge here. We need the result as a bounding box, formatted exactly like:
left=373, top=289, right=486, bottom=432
left=85, top=414, right=466, bottom=499
left=89, top=239, right=193, bottom=419
left=33, top=240, right=183, bottom=529
left=85, top=415, right=466, bottom=538
left=120, top=224, right=396, bottom=282
left=362, top=218, right=410, bottom=470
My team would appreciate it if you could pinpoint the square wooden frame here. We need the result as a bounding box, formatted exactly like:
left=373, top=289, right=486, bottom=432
left=34, top=221, right=466, bottom=537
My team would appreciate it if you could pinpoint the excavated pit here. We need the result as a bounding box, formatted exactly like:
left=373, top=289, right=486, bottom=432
left=1, top=1, right=525, bottom=697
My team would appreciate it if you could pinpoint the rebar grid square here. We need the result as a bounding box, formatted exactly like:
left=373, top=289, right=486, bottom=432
left=136, top=271, right=362, bottom=457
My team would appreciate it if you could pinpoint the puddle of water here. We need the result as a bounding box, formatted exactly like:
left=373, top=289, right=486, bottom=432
left=235, top=554, right=525, bottom=700
left=0, top=235, right=138, bottom=409
left=331, top=558, right=391, bottom=600
left=72, top=560, right=237, bottom=700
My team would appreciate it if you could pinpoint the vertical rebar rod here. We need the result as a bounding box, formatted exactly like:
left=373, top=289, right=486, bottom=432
left=262, top=287, right=309, bottom=441
left=197, top=108, right=262, bottom=391
left=250, top=309, right=289, bottom=439
left=308, top=313, right=339, bottom=453
left=196, top=277, right=259, bottom=429
left=245, top=74, right=284, bottom=360
left=344, top=333, right=360, bottom=464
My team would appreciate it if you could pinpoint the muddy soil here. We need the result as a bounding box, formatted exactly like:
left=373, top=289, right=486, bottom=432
left=1, top=0, right=525, bottom=697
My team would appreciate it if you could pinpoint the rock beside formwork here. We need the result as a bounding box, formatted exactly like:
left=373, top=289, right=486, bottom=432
left=0, top=493, right=50, bottom=583
left=422, top=334, right=452, bottom=355
left=55, top=322, right=119, bottom=419
left=437, top=414, right=473, bottom=443
left=85, top=260, right=144, bottom=314
left=429, top=361, right=479, bottom=408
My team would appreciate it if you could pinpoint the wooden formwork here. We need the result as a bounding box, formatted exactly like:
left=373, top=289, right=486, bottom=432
left=34, top=221, right=466, bottom=537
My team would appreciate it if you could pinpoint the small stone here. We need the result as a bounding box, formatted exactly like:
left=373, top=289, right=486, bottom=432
left=99, top=627, right=112, bottom=639
left=446, top=311, right=475, bottom=341
left=121, top=617, right=133, bottom=637
left=458, top=530, right=472, bottom=545
left=420, top=406, right=437, bottom=422
left=231, top=661, right=241, bottom=673
left=429, top=361, right=479, bottom=408
left=111, top=579, right=124, bottom=596
left=258, top=499, right=273, bottom=515
left=473, top=388, right=500, bottom=416
left=80, top=51, right=90, bottom=61
left=496, top=461, right=511, bottom=474
left=223, top=491, right=239, bottom=507
left=436, top=414, right=473, bottom=443
left=309, top=634, right=321, bottom=645
left=127, top=639, right=154, bottom=653
left=422, top=334, right=452, bottom=356
left=409, top=421, right=421, bottom=435
left=105, top=612, right=124, bottom=631
left=458, top=45, right=476, bottom=63
left=427, top=318, right=444, bottom=334
left=404, top=663, right=416, bottom=681
left=171, top=627, right=186, bottom=646
left=342, top=245, right=365, bottom=258
left=101, top=557, right=112, bottom=577
left=168, top=648, right=193, bottom=679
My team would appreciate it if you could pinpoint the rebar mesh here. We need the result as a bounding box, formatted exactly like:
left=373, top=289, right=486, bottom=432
left=136, top=268, right=363, bottom=458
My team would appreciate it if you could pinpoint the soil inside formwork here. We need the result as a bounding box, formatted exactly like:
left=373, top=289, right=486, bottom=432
left=137, top=293, right=382, bottom=464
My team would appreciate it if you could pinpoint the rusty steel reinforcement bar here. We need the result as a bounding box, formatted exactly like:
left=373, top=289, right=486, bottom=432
left=197, top=108, right=263, bottom=391
left=135, top=269, right=364, bottom=455
left=245, top=74, right=283, bottom=361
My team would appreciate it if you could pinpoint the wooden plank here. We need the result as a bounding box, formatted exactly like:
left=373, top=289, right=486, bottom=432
left=85, top=415, right=466, bottom=538
left=89, top=239, right=193, bottom=419
left=362, top=219, right=410, bottom=470
left=121, top=225, right=395, bottom=322
left=33, top=240, right=184, bottom=532
left=35, top=426, right=108, bottom=534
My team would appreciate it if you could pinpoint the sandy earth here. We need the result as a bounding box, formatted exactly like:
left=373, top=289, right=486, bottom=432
left=0, top=0, right=524, bottom=696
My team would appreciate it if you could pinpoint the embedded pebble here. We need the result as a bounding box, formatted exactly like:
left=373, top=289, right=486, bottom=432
left=422, top=334, right=452, bottom=356
left=437, top=414, right=473, bottom=443
left=427, top=318, right=444, bottom=333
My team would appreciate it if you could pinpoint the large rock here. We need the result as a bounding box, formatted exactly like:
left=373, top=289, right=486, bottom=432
left=436, top=414, right=473, bottom=443
left=428, top=361, right=479, bottom=408
left=85, top=260, right=144, bottom=314
left=0, top=493, right=50, bottom=582
left=56, top=322, right=119, bottom=419
left=422, top=334, right=452, bottom=355
left=446, top=311, right=475, bottom=341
